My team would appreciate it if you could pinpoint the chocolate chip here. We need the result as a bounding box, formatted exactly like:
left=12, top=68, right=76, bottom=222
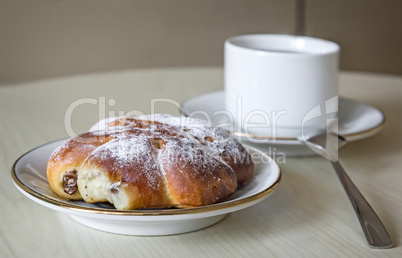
left=62, top=170, right=78, bottom=195
left=110, top=185, right=119, bottom=194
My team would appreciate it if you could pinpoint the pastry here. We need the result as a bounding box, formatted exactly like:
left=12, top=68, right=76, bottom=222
left=47, top=115, right=254, bottom=210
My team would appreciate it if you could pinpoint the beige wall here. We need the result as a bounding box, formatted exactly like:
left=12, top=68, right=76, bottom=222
left=305, top=0, right=402, bottom=75
left=0, top=0, right=401, bottom=84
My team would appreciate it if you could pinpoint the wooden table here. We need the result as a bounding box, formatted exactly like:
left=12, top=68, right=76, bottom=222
left=1, top=68, right=401, bottom=257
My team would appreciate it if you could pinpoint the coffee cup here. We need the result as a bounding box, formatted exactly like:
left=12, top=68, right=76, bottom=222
left=224, top=34, right=340, bottom=138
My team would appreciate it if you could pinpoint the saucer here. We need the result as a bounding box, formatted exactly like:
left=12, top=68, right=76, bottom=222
left=181, top=91, right=385, bottom=156
left=12, top=139, right=280, bottom=236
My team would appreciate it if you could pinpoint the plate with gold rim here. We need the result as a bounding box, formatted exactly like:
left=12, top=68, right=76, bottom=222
left=12, top=138, right=281, bottom=236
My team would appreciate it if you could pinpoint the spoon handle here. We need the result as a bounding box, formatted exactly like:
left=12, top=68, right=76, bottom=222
left=331, top=161, right=393, bottom=248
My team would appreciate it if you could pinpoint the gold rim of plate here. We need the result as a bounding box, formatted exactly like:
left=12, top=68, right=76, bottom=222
left=11, top=140, right=281, bottom=216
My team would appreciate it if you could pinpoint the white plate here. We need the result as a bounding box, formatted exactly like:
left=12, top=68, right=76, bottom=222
left=181, top=91, right=385, bottom=156
left=12, top=139, right=280, bottom=236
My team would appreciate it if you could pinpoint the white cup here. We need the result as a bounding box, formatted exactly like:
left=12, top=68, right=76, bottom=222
left=224, top=34, right=340, bottom=138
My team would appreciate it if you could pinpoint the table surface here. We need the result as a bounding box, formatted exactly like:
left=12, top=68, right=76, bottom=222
left=1, top=67, right=401, bottom=257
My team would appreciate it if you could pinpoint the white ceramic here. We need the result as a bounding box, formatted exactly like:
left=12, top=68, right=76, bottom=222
left=12, top=139, right=281, bottom=236
left=181, top=91, right=385, bottom=156
left=225, top=34, right=340, bottom=135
